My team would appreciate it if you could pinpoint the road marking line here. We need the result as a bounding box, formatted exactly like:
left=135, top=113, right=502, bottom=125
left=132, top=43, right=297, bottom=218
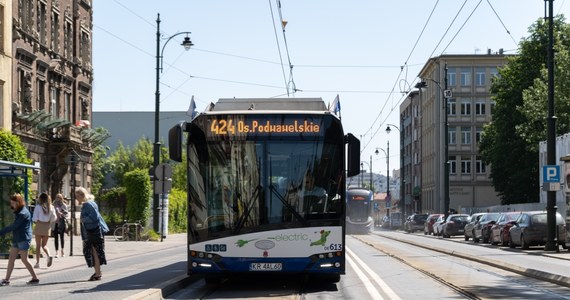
left=346, top=246, right=401, bottom=300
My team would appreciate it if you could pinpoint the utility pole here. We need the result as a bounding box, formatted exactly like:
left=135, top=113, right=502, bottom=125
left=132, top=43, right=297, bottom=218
left=545, top=0, right=558, bottom=251
left=444, top=64, right=450, bottom=219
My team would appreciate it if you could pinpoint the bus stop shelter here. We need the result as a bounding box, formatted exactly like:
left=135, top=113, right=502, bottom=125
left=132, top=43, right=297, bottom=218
left=0, top=159, right=39, bottom=202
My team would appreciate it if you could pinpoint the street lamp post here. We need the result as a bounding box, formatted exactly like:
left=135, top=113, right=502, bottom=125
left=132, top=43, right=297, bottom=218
left=419, top=74, right=450, bottom=218
left=154, top=13, right=194, bottom=232
left=375, top=144, right=389, bottom=224
left=386, top=124, right=404, bottom=226
left=360, top=160, right=372, bottom=190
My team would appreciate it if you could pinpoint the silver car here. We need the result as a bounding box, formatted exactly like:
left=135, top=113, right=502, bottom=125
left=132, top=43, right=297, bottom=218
left=508, top=211, right=567, bottom=250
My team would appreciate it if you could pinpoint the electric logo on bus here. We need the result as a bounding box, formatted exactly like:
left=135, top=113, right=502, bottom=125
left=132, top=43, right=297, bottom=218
left=209, top=119, right=321, bottom=135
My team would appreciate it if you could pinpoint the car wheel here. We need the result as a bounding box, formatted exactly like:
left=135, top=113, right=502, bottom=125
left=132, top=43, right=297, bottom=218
left=501, top=234, right=509, bottom=247
left=521, top=234, right=529, bottom=250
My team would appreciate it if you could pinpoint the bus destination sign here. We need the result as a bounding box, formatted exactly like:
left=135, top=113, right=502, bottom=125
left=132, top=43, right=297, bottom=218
left=209, top=118, right=322, bottom=136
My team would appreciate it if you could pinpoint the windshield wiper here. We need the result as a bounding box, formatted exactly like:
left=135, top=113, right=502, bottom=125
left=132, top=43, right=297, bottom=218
left=232, top=185, right=262, bottom=235
left=270, top=185, right=307, bottom=225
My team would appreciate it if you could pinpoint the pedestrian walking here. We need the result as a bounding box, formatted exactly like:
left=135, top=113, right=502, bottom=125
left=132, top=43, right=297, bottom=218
left=53, top=193, right=68, bottom=258
left=32, top=192, right=57, bottom=268
left=0, top=194, right=40, bottom=285
left=76, top=186, right=109, bottom=281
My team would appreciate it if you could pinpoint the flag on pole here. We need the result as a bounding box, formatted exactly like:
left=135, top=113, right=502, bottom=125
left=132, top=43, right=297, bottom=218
left=186, top=95, right=197, bottom=119
left=329, top=94, right=341, bottom=118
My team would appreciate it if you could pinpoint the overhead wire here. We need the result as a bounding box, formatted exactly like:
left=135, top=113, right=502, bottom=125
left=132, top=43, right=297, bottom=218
left=426, top=0, right=468, bottom=62
left=276, top=0, right=298, bottom=95
left=439, top=0, right=484, bottom=55
left=360, top=0, right=443, bottom=153
left=485, top=0, right=518, bottom=47
left=268, top=0, right=290, bottom=96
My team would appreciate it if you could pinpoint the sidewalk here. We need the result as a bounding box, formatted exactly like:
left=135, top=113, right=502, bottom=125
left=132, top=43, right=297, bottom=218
left=0, top=232, right=191, bottom=300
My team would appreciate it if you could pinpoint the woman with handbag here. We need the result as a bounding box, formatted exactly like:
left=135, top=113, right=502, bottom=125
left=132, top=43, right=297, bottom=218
left=76, top=186, right=109, bottom=281
left=32, top=192, right=57, bottom=268
left=53, top=193, right=68, bottom=257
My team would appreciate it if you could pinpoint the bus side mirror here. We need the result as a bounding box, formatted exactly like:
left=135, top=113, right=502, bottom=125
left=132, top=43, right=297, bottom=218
left=346, top=133, right=360, bottom=177
left=168, top=122, right=186, bottom=162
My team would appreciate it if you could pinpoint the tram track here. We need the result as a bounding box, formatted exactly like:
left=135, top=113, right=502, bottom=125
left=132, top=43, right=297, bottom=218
left=350, top=234, right=480, bottom=299
left=350, top=232, right=570, bottom=299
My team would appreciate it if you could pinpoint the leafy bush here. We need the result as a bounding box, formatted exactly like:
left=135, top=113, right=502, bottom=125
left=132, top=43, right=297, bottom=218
left=168, top=188, right=187, bottom=233
left=124, top=169, right=151, bottom=226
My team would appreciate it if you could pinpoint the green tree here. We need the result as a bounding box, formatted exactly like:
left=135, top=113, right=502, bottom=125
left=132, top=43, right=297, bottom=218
left=480, top=15, right=570, bottom=204
left=0, top=129, right=32, bottom=194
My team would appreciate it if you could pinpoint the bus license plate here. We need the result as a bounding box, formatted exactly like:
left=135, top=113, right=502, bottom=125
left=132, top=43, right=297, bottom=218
left=250, top=263, right=282, bottom=271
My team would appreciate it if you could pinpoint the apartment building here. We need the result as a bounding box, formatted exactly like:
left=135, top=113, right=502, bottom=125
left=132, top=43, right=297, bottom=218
left=412, top=53, right=510, bottom=214
left=0, top=1, right=11, bottom=130
left=8, top=0, right=105, bottom=197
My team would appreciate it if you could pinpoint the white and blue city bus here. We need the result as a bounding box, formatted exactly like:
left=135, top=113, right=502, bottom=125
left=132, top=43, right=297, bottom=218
left=168, top=98, right=360, bottom=284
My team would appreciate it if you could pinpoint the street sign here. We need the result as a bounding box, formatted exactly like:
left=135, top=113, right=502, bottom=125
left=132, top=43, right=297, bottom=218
left=443, top=90, right=452, bottom=98
left=154, top=178, right=173, bottom=194
left=155, top=163, right=172, bottom=180
left=543, top=165, right=561, bottom=183
left=543, top=182, right=561, bottom=191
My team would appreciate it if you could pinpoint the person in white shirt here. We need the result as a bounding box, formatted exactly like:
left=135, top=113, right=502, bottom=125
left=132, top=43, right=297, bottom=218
left=32, top=192, right=56, bottom=268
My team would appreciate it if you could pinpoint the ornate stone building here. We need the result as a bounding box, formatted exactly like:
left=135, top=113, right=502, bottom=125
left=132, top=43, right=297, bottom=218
left=9, top=0, right=106, bottom=199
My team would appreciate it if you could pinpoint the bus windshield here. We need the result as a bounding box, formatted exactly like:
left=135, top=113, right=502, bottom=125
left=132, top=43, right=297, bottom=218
left=187, top=116, right=345, bottom=241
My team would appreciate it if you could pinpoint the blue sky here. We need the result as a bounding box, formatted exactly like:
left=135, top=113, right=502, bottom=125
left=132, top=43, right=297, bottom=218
left=92, top=0, right=569, bottom=172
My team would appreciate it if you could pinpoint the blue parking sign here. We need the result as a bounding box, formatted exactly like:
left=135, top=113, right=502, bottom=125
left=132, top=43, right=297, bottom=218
left=543, top=165, right=561, bottom=183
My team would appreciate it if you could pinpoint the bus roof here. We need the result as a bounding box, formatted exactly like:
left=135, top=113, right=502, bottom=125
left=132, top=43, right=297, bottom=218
left=209, top=98, right=328, bottom=112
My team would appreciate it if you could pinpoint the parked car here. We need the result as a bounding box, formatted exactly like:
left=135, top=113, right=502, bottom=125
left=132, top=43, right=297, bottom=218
left=464, top=212, right=484, bottom=241
left=433, top=215, right=447, bottom=236
left=390, top=212, right=403, bottom=229
left=489, top=212, right=522, bottom=246
left=509, top=211, right=567, bottom=250
left=424, top=214, right=443, bottom=235
left=473, top=212, right=501, bottom=243
left=404, top=213, right=428, bottom=233
left=441, top=214, right=470, bottom=238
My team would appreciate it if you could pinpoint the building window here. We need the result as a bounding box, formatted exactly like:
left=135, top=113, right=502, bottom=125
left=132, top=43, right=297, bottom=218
left=64, top=21, right=73, bottom=59
left=476, top=127, right=483, bottom=143
left=490, top=101, right=496, bottom=115
left=38, top=1, right=48, bottom=45
left=20, top=0, right=33, bottom=32
left=475, top=67, right=486, bottom=86
left=461, top=156, right=471, bottom=174
left=81, top=30, right=91, bottom=63
left=475, top=99, right=486, bottom=115
left=490, top=67, right=498, bottom=79
left=460, top=68, right=471, bottom=86
left=51, top=11, right=60, bottom=52
left=37, top=79, right=46, bottom=110
left=447, top=67, right=456, bottom=86
left=461, top=127, right=471, bottom=145
left=449, top=157, right=456, bottom=174
left=461, top=100, right=471, bottom=116
left=448, top=98, right=456, bottom=115
left=449, top=127, right=457, bottom=145
left=476, top=156, right=486, bottom=174
left=65, top=92, right=71, bottom=120
left=50, top=87, right=59, bottom=117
